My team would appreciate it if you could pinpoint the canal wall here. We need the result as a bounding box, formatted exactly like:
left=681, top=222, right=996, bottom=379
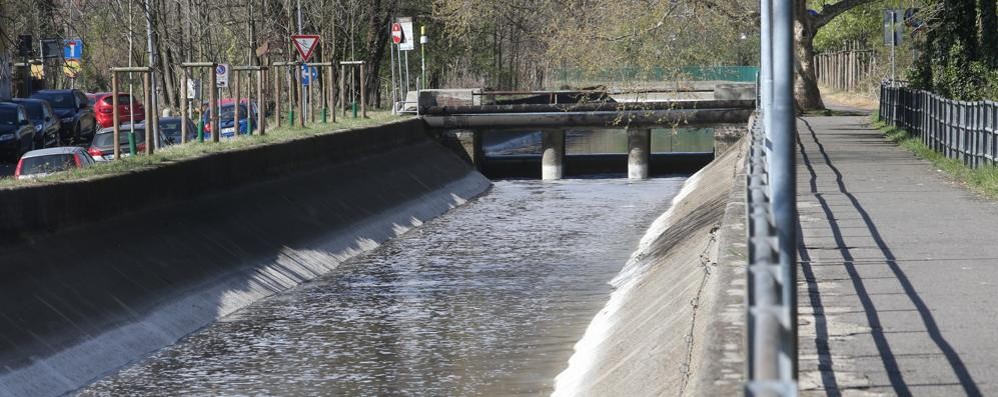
left=0, top=119, right=491, bottom=397
left=553, top=127, right=748, bottom=396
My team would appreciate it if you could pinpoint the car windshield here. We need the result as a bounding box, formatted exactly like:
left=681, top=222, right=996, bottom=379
left=101, top=94, right=134, bottom=105
left=16, top=102, right=43, bottom=121
left=20, top=154, right=75, bottom=175
left=32, top=92, right=76, bottom=109
left=207, top=104, right=250, bottom=120
left=159, top=120, right=181, bottom=138
left=0, top=108, right=18, bottom=126
left=93, top=129, right=146, bottom=148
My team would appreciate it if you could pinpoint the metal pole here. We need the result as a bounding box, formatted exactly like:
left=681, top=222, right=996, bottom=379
left=771, top=0, right=798, bottom=383
left=890, top=10, right=898, bottom=87
left=421, top=25, right=427, bottom=90
left=404, top=50, right=410, bottom=95
left=144, top=0, right=159, bottom=151
left=141, top=72, right=150, bottom=155
left=390, top=37, right=398, bottom=113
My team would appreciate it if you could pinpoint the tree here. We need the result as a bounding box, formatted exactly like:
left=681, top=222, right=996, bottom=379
left=794, top=0, right=881, bottom=110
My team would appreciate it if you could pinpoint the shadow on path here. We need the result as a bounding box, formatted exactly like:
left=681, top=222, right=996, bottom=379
left=796, top=117, right=981, bottom=396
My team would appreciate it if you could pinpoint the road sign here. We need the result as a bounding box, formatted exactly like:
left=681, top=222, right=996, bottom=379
left=291, top=34, right=320, bottom=62
left=63, top=59, right=82, bottom=79
left=216, top=63, right=230, bottom=88
left=301, top=64, right=319, bottom=86
left=187, top=79, right=201, bottom=99
left=883, top=9, right=903, bottom=46
left=391, top=23, right=403, bottom=44
left=17, top=35, right=33, bottom=57
left=40, top=39, right=62, bottom=59
left=64, top=39, right=83, bottom=60
left=398, top=17, right=415, bottom=51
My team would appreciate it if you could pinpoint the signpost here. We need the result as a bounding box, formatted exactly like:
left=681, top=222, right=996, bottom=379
left=398, top=18, right=415, bottom=51
left=291, top=34, right=320, bottom=62
left=216, top=63, right=229, bottom=88
left=883, top=9, right=903, bottom=85
left=39, top=39, right=62, bottom=59
left=301, top=64, right=318, bottom=86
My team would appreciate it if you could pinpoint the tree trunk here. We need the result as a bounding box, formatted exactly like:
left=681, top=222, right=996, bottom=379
left=794, top=0, right=824, bottom=110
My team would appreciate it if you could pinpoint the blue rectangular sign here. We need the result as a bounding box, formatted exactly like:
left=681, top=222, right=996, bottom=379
left=64, top=39, right=83, bottom=59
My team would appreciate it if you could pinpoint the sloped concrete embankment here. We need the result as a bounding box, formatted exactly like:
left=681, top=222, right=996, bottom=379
left=553, top=132, right=748, bottom=396
left=0, top=119, right=491, bottom=397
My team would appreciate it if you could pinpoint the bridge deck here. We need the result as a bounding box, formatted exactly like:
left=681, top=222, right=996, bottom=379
left=797, top=115, right=998, bottom=395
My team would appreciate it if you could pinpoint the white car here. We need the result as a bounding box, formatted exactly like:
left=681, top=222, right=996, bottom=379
left=15, top=146, right=95, bottom=180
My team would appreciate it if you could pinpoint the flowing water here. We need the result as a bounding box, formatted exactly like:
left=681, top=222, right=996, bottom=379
left=79, top=177, right=686, bottom=396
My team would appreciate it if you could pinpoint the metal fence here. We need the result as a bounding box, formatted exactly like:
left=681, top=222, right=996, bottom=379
left=879, top=83, right=998, bottom=168
left=745, top=0, right=798, bottom=396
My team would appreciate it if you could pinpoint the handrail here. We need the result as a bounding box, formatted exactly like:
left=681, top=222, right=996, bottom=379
left=745, top=0, right=798, bottom=395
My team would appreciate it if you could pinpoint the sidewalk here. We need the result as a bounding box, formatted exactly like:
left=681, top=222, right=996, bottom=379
left=796, top=115, right=998, bottom=395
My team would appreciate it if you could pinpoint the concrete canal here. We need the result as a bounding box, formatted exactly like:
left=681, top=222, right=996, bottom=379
left=79, top=177, right=688, bottom=395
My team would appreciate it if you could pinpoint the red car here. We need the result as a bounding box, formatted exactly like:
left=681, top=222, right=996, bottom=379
left=87, top=92, right=145, bottom=129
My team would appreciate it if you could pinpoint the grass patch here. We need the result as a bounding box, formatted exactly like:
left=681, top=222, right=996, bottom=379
left=871, top=113, right=998, bottom=199
left=0, top=111, right=406, bottom=189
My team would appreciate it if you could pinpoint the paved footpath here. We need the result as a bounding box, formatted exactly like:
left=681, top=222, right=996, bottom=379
left=797, top=115, right=998, bottom=396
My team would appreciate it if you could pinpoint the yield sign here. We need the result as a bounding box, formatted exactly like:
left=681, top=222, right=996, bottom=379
left=291, top=34, right=321, bottom=62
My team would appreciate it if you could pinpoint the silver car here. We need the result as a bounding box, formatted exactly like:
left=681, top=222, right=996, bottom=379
left=15, top=146, right=95, bottom=180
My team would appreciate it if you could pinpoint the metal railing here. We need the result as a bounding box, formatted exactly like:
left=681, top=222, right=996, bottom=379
left=879, top=82, right=998, bottom=169
left=745, top=0, right=798, bottom=395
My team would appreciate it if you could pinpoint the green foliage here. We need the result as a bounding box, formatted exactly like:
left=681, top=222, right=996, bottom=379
left=812, top=0, right=888, bottom=51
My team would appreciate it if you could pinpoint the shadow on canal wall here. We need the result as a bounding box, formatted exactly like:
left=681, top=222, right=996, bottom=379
left=553, top=129, right=748, bottom=396
left=0, top=119, right=491, bottom=397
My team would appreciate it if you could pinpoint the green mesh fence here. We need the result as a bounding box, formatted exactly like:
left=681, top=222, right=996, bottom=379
left=552, top=66, right=759, bottom=86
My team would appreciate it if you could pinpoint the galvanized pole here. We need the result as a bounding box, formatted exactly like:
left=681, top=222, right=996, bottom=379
left=210, top=66, right=219, bottom=143
left=234, top=71, right=241, bottom=137
left=771, top=0, right=798, bottom=385
left=144, top=0, right=159, bottom=150
left=390, top=31, right=397, bottom=113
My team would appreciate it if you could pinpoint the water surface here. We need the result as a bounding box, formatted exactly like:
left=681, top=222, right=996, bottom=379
left=80, top=177, right=685, bottom=396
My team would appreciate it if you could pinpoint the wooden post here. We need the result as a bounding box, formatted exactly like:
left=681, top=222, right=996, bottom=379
left=112, top=72, right=120, bottom=160
left=210, top=66, right=219, bottom=143
left=180, top=73, right=188, bottom=144
left=143, top=73, right=152, bottom=155
left=258, top=69, right=266, bottom=135
left=340, top=64, right=346, bottom=115
left=234, top=70, right=240, bottom=138
left=273, top=66, right=281, bottom=128
left=296, top=65, right=304, bottom=127
left=310, top=69, right=317, bottom=124
left=334, top=65, right=336, bottom=123
left=360, top=63, right=367, bottom=118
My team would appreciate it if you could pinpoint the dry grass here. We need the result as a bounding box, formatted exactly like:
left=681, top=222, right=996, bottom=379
left=0, top=111, right=406, bottom=189
left=819, top=86, right=879, bottom=111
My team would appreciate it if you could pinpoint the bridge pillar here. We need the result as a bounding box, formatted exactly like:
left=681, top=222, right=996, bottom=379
left=628, top=128, right=651, bottom=180
left=542, top=129, right=565, bottom=180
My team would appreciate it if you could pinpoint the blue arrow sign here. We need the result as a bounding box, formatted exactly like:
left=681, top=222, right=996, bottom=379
left=64, top=39, right=83, bottom=60
left=301, top=64, right=319, bottom=86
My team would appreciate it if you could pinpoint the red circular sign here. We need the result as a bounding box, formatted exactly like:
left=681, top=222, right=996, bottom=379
left=391, top=23, right=403, bottom=44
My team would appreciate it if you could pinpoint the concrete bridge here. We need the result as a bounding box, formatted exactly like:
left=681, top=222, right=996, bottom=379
left=422, top=98, right=754, bottom=180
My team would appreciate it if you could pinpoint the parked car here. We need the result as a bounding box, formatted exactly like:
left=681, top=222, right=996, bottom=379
left=30, top=89, right=97, bottom=144
left=158, top=116, right=198, bottom=146
left=88, top=123, right=166, bottom=162
left=14, top=146, right=94, bottom=180
left=87, top=92, right=145, bottom=129
left=11, top=98, right=61, bottom=149
left=202, top=99, right=259, bottom=138
left=0, top=103, right=36, bottom=163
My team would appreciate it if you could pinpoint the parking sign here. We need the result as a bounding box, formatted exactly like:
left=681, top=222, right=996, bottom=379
left=216, top=64, right=230, bottom=88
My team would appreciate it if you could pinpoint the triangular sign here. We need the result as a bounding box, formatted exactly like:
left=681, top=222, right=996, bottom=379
left=291, top=34, right=320, bottom=62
